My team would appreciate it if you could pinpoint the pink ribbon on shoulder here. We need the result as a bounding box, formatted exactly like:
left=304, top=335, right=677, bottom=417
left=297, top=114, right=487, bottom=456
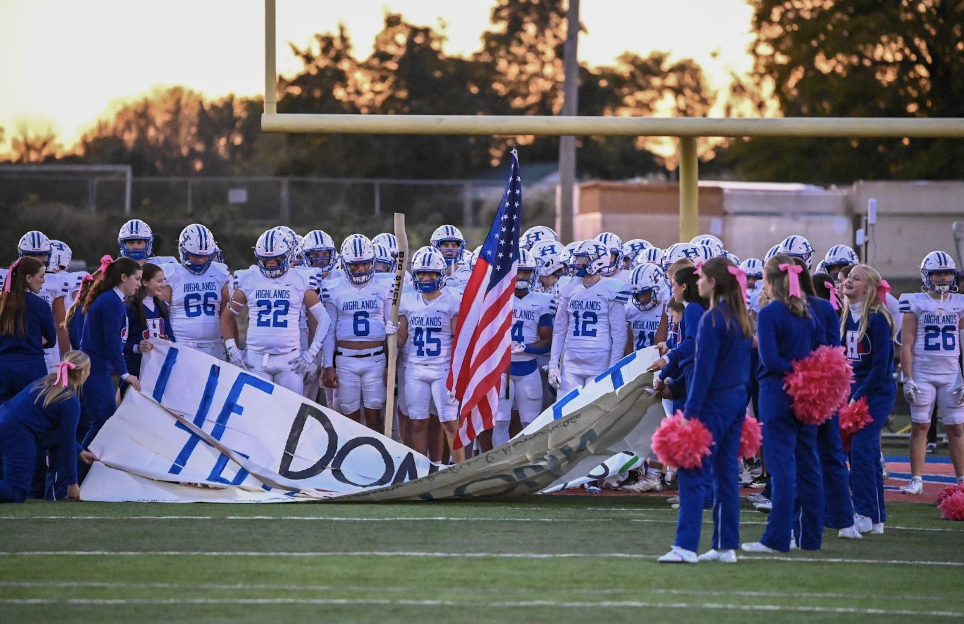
left=827, top=282, right=841, bottom=310
left=728, top=265, right=748, bottom=302
left=2, top=259, right=20, bottom=293
left=779, top=263, right=804, bottom=298
left=54, top=361, right=76, bottom=388
left=877, top=279, right=891, bottom=303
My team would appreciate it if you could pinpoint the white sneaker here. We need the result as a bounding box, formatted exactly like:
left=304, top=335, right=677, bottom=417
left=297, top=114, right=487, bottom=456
left=881, top=453, right=890, bottom=480
left=854, top=514, right=873, bottom=533
left=901, top=479, right=923, bottom=495
left=747, top=493, right=768, bottom=505
left=838, top=525, right=863, bottom=539
left=871, top=523, right=884, bottom=535
left=754, top=500, right=772, bottom=512
left=623, top=471, right=663, bottom=492
left=666, top=495, right=680, bottom=505
left=657, top=546, right=698, bottom=563
left=789, top=539, right=799, bottom=550
left=698, top=549, right=737, bottom=563
left=741, top=541, right=777, bottom=553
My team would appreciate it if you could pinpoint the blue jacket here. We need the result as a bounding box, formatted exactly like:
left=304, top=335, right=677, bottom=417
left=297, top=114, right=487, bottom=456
left=843, top=310, right=896, bottom=403
left=0, top=382, right=81, bottom=484
left=81, top=289, right=129, bottom=375
left=684, top=302, right=752, bottom=417
left=757, top=300, right=819, bottom=384
left=0, top=292, right=56, bottom=358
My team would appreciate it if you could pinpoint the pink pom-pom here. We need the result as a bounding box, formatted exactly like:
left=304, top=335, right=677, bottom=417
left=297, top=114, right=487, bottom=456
left=651, top=411, right=714, bottom=470
left=739, top=416, right=763, bottom=459
left=839, top=397, right=872, bottom=452
left=937, top=484, right=964, bottom=507
left=784, top=345, right=853, bottom=426
left=938, top=491, right=964, bottom=521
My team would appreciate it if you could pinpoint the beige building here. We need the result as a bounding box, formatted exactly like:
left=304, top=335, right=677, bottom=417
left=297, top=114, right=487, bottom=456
left=574, top=179, right=964, bottom=281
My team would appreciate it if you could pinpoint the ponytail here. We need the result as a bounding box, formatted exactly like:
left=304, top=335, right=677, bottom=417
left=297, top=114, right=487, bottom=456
left=0, top=257, right=46, bottom=337
left=32, top=350, right=90, bottom=408
left=699, top=257, right=754, bottom=338
left=764, top=254, right=810, bottom=318
left=83, top=257, right=141, bottom=313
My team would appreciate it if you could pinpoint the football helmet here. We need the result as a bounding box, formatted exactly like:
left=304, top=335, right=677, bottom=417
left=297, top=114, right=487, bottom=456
left=178, top=224, right=218, bottom=275
left=340, top=234, right=376, bottom=285
left=621, top=239, right=651, bottom=268
left=48, top=240, right=71, bottom=271
left=739, top=258, right=765, bottom=280
left=691, top=235, right=724, bottom=257
left=373, top=242, right=396, bottom=274
left=254, top=229, right=291, bottom=278
left=531, top=240, right=566, bottom=277
left=595, top=232, right=623, bottom=276
left=118, top=219, right=153, bottom=260
left=372, top=233, right=399, bottom=259
left=302, top=230, right=338, bottom=272
left=822, top=245, right=859, bottom=272
left=516, top=248, right=538, bottom=291
left=570, top=240, right=609, bottom=277
left=663, top=243, right=703, bottom=269
left=430, top=225, right=465, bottom=266
left=635, top=246, right=665, bottom=268
left=920, top=251, right=958, bottom=293
left=628, top=263, right=665, bottom=311
left=522, top=226, right=558, bottom=250
left=778, top=235, right=815, bottom=269
left=17, top=231, right=52, bottom=265
left=410, top=246, right=447, bottom=293
left=764, top=244, right=781, bottom=263
left=721, top=250, right=741, bottom=266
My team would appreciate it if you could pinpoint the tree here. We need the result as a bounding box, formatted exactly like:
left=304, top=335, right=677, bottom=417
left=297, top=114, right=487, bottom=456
left=10, top=122, right=61, bottom=163
left=728, top=0, right=964, bottom=182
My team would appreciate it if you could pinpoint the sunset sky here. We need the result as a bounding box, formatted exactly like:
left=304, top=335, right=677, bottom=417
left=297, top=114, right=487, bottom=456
left=0, top=0, right=755, bottom=150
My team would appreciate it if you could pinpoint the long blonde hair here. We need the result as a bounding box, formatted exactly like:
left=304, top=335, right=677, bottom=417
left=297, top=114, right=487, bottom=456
left=32, top=351, right=90, bottom=408
left=840, top=264, right=895, bottom=343
left=764, top=254, right=809, bottom=318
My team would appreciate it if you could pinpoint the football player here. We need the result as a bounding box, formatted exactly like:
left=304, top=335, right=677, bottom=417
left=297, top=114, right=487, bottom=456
left=159, top=224, right=233, bottom=360
left=17, top=232, right=69, bottom=370
left=117, top=219, right=177, bottom=266
left=899, top=251, right=964, bottom=493
left=549, top=240, right=629, bottom=395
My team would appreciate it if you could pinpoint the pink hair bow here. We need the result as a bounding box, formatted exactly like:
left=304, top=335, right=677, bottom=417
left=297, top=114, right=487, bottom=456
left=98, top=255, right=114, bottom=274
left=827, top=282, right=841, bottom=311
left=54, top=361, right=76, bottom=388
left=877, top=279, right=891, bottom=302
left=728, top=265, right=748, bottom=302
left=779, top=263, right=804, bottom=298
left=2, top=259, right=19, bottom=293
left=693, top=260, right=704, bottom=274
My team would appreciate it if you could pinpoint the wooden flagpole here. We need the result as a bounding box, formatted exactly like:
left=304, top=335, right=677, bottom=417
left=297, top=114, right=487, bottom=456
left=384, top=213, right=408, bottom=439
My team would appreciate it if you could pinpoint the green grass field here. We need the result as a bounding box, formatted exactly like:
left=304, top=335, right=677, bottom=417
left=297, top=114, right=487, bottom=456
left=0, top=496, right=961, bottom=623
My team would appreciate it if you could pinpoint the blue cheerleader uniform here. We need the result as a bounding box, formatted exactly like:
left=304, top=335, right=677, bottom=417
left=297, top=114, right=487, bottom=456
left=0, top=292, right=57, bottom=406
left=79, top=288, right=130, bottom=448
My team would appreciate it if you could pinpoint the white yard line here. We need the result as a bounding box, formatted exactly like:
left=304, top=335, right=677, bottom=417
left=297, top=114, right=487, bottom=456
left=1, top=550, right=962, bottom=566
left=1, top=581, right=960, bottom=603
left=0, top=597, right=960, bottom=617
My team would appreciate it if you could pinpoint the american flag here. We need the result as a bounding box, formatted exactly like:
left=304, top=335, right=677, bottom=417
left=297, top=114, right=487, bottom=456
left=447, top=149, right=522, bottom=449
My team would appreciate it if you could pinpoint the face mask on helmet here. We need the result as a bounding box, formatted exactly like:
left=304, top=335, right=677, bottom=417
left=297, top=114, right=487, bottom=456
left=257, top=253, right=288, bottom=278
left=633, top=288, right=658, bottom=311
left=413, top=270, right=444, bottom=293
left=435, top=241, right=463, bottom=265
left=304, top=250, right=334, bottom=271
left=515, top=268, right=537, bottom=291
left=571, top=254, right=592, bottom=277
left=120, top=238, right=152, bottom=261
left=346, top=260, right=375, bottom=285
left=926, top=270, right=958, bottom=294
left=180, top=250, right=215, bottom=275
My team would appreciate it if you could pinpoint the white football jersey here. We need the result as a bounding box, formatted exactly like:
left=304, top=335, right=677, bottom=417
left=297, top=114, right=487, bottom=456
left=294, top=266, right=323, bottom=332
left=163, top=262, right=231, bottom=342
left=534, top=274, right=570, bottom=298
left=899, top=292, right=964, bottom=374
left=626, top=302, right=662, bottom=351
left=149, top=255, right=178, bottom=266
left=610, top=268, right=633, bottom=283
left=555, top=276, right=629, bottom=354
left=510, top=291, right=556, bottom=363
left=400, top=291, right=460, bottom=369
left=38, top=272, right=69, bottom=308
left=0, top=268, right=6, bottom=291
left=326, top=278, right=393, bottom=342
left=65, top=271, right=90, bottom=302
left=235, top=268, right=313, bottom=354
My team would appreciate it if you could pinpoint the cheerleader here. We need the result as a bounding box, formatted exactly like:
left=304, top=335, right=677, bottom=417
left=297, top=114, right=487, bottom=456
left=658, top=257, right=752, bottom=564
left=0, top=351, right=96, bottom=502
left=841, top=264, right=896, bottom=533
left=793, top=258, right=861, bottom=539
left=743, top=254, right=824, bottom=553
left=0, top=258, right=57, bottom=405
left=124, top=264, right=174, bottom=379
left=65, top=274, right=94, bottom=351
left=79, top=257, right=143, bottom=448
